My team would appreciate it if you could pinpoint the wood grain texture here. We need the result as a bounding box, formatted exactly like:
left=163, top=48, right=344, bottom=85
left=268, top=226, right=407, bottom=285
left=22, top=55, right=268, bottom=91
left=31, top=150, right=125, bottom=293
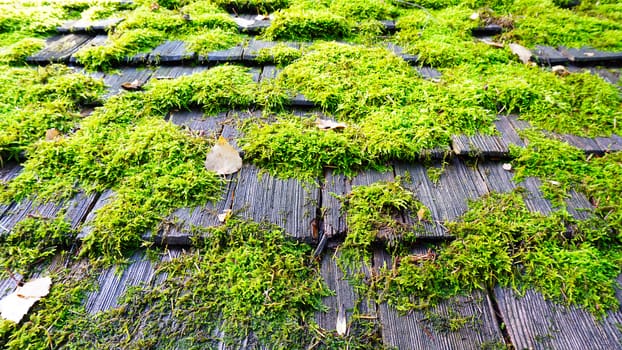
left=28, top=34, right=93, bottom=64
left=374, top=248, right=506, bottom=350
left=495, top=277, right=622, bottom=350
left=315, top=249, right=377, bottom=332
left=147, top=40, right=195, bottom=65
left=232, top=164, right=319, bottom=242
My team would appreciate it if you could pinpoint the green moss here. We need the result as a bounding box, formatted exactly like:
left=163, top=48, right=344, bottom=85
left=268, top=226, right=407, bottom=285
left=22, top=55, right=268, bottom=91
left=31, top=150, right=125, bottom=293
left=395, top=6, right=512, bottom=67
left=504, top=0, right=622, bottom=50
left=211, top=0, right=291, bottom=13
left=0, top=65, right=105, bottom=159
left=0, top=66, right=261, bottom=262
left=338, top=179, right=429, bottom=268
left=0, top=216, right=74, bottom=276
left=256, top=43, right=302, bottom=66
left=67, top=219, right=343, bottom=348
left=0, top=37, right=45, bottom=65
left=264, top=9, right=351, bottom=41
left=329, top=0, right=400, bottom=20
left=381, top=190, right=622, bottom=316
left=511, top=130, right=622, bottom=234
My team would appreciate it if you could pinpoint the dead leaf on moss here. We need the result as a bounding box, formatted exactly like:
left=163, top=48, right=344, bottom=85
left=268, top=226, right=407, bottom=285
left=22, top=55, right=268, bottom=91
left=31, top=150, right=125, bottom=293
left=552, top=65, right=570, bottom=76
left=0, top=277, right=52, bottom=323
left=217, top=209, right=232, bottom=223
left=336, top=303, right=347, bottom=336
left=478, top=38, right=504, bottom=48
left=315, top=119, right=347, bottom=130
left=205, top=136, right=242, bottom=175
left=121, top=79, right=143, bottom=91
left=509, top=43, right=533, bottom=64
left=417, top=207, right=428, bottom=222
left=45, top=128, right=60, bottom=140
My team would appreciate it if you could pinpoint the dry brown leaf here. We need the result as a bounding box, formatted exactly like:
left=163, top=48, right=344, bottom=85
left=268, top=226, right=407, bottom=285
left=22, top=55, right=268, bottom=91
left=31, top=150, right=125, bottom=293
left=121, top=79, right=143, bottom=91
left=336, top=303, right=347, bottom=336
left=417, top=207, right=427, bottom=222
left=217, top=209, right=232, bottom=223
left=45, top=128, right=60, bottom=141
left=205, top=136, right=243, bottom=175
left=0, top=277, right=52, bottom=323
left=552, top=65, right=570, bottom=76
left=315, top=119, right=347, bottom=130
left=509, top=43, right=533, bottom=64
left=478, top=38, right=504, bottom=48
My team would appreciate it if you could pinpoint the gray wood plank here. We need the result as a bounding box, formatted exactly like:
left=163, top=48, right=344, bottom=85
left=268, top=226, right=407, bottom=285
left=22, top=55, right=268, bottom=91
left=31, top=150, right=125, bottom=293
left=231, top=164, right=319, bottom=242
left=70, top=34, right=108, bottom=65
left=28, top=34, right=93, bottom=64
left=58, top=17, right=124, bottom=34
left=315, top=249, right=377, bottom=332
left=158, top=176, right=237, bottom=246
left=385, top=43, right=418, bottom=64
left=452, top=115, right=525, bottom=157
left=397, top=158, right=489, bottom=223
left=374, top=248, right=506, bottom=350
left=0, top=162, right=23, bottom=220
left=98, top=67, right=154, bottom=97
left=198, top=43, right=244, bottom=64
left=560, top=134, right=603, bottom=155
left=322, top=170, right=348, bottom=238
left=152, top=65, right=207, bottom=79
left=148, top=40, right=195, bottom=65
left=495, top=277, right=622, bottom=350
left=416, top=66, right=441, bottom=81
left=169, top=110, right=228, bottom=138
left=595, top=134, right=622, bottom=152
left=0, top=191, right=98, bottom=238
left=533, top=45, right=570, bottom=65
left=477, top=161, right=593, bottom=218
left=561, top=47, right=622, bottom=65
left=78, top=189, right=115, bottom=240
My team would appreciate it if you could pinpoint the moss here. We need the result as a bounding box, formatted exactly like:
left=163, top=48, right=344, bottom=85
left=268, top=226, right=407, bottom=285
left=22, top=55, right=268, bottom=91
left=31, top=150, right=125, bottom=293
left=0, top=263, right=97, bottom=350
left=503, top=0, right=622, bottom=50
left=0, top=216, right=74, bottom=276
left=1, top=67, right=260, bottom=263
left=338, top=179, right=429, bottom=268
left=0, top=65, right=105, bottom=159
left=380, top=189, right=622, bottom=316
left=256, top=43, right=302, bottom=66
left=211, top=0, right=291, bottom=13
left=328, top=0, right=400, bottom=20
left=264, top=9, right=351, bottom=41
left=0, top=37, right=45, bottom=65
left=67, top=219, right=345, bottom=348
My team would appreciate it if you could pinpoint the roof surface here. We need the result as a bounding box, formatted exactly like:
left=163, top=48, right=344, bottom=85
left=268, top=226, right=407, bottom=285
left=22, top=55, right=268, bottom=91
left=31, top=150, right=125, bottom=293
left=1, top=0, right=622, bottom=349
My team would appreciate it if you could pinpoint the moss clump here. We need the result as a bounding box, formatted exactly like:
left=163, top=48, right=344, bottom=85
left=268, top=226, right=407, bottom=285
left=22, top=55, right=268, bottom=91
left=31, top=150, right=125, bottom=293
left=0, top=216, right=74, bottom=276
left=0, top=38, right=45, bottom=65
left=145, top=65, right=257, bottom=114
left=381, top=190, right=622, bottom=316
left=264, top=9, right=351, bottom=41
left=338, top=179, right=429, bottom=267
left=0, top=65, right=105, bottom=160
left=211, top=0, right=291, bottom=13
left=511, top=130, right=622, bottom=234
left=256, top=43, right=302, bottom=66
left=395, top=6, right=512, bottom=67
left=74, top=2, right=241, bottom=70
left=1, top=67, right=257, bottom=263
left=446, top=64, right=621, bottom=137
left=503, top=0, right=622, bottom=51
left=69, top=219, right=339, bottom=348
